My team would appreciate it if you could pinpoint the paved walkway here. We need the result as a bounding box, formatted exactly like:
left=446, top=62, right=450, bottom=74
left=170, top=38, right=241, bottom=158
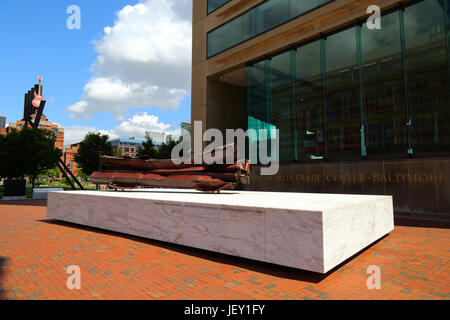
left=0, top=200, right=448, bottom=300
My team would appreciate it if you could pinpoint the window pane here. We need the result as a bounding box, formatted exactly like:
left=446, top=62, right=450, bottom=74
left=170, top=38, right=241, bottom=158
left=362, top=11, right=407, bottom=157
left=254, top=0, right=290, bottom=34
left=208, top=18, right=244, bottom=57
left=326, top=27, right=362, bottom=160
left=271, top=51, right=295, bottom=161
left=404, top=0, right=450, bottom=154
left=296, top=40, right=325, bottom=160
left=208, top=0, right=230, bottom=14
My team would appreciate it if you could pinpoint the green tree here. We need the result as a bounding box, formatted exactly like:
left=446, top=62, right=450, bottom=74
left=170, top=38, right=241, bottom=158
left=0, top=127, right=62, bottom=188
left=37, top=166, right=59, bottom=184
left=155, top=139, right=180, bottom=159
left=136, top=132, right=157, bottom=158
left=114, top=148, right=123, bottom=157
left=77, top=169, right=89, bottom=182
left=74, top=132, right=113, bottom=176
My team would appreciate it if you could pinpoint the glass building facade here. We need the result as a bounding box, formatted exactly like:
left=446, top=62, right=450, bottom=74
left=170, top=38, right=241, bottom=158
left=207, top=0, right=332, bottom=57
left=247, top=0, right=450, bottom=162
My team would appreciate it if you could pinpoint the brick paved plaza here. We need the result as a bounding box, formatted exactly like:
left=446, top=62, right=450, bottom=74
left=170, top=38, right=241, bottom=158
left=0, top=200, right=448, bottom=300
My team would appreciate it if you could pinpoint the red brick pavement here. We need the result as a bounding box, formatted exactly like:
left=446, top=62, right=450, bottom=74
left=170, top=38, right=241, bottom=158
left=0, top=200, right=448, bottom=300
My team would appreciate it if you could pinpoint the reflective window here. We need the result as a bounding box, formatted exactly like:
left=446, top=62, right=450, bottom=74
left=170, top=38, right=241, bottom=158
left=362, top=11, right=407, bottom=157
left=271, top=51, right=295, bottom=161
left=404, top=0, right=450, bottom=154
left=245, top=0, right=450, bottom=162
left=208, top=0, right=230, bottom=14
left=247, top=60, right=272, bottom=160
left=254, top=0, right=291, bottom=34
left=207, top=14, right=251, bottom=59
left=208, top=0, right=332, bottom=57
left=326, top=27, right=362, bottom=161
left=292, top=1, right=330, bottom=16
left=296, top=40, right=326, bottom=161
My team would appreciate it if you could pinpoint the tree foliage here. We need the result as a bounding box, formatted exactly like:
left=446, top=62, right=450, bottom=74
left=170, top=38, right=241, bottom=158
left=77, top=169, right=90, bottom=181
left=0, top=127, right=62, bottom=181
left=114, top=148, right=123, bottom=157
left=154, top=139, right=180, bottom=159
left=74, top=132, right=113, bottom=176
left=136, top=134, right=181, bottom=159
left=136, top=132, right=157, bottom=158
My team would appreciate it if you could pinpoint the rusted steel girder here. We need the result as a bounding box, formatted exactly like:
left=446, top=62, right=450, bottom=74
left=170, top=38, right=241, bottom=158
left=100, top=143, right=239, bottom=171
left=91, top=144, right=250, bottom=192
left=90, top=171, right=238, bottom=192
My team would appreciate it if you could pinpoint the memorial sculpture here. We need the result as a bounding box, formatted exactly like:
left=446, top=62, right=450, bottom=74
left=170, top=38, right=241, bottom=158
left=90, top=143, right=251, bottom=192
left=47, top=116, right=393, bottom=274
left=18, top=76, right=84, bottom=191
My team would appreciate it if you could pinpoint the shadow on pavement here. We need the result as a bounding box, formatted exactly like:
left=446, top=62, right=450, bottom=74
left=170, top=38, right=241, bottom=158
left=39, top=219, right=388, bottom=284
left=0, top=256, right=9, bottom=297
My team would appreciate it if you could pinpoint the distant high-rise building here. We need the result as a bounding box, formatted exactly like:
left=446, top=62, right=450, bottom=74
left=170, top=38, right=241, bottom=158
left=0, top=116, right=6, bottom=136
left=181, top=121, right=191, bottom=134
left=180, top=121, right=191, bottom=142
left=165, top=134, right=182, bottom=143
left=147, top=131, right=165, bottom=145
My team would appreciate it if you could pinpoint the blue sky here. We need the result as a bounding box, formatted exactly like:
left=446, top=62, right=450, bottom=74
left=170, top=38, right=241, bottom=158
left=0, top=0, right=192, bottom=144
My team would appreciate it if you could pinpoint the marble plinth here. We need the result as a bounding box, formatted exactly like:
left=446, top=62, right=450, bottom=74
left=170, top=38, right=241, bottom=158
left=47, top=189, right=394, bottom=273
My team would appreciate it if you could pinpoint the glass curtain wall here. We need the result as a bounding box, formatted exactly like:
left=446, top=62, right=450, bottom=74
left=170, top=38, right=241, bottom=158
left=361, top=11, right=407, bottom=157
left=296, top=40, right=326, bottom=160
left=208, top=0, right=332, bottom=57
left=247, top=60, right=275, bottom=161
left=246, top=0, right=450, bottom=162
left=326, top=27, right=362, bottom=161
left=404, top=0, right=450, bottom=154
left=271, top=52, right=295, bottom=161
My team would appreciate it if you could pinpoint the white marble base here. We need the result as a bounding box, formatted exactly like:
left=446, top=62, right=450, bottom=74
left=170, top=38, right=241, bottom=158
left=47, top=189, right=394, bottom=273
left=33, top=188, right=64, bottom=200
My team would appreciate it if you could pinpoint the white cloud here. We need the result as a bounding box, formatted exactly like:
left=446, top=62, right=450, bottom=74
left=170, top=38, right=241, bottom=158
left=63, top=125, right=108, bottom=146
left=67, top=101, right=88, bottom=114
left=108, top=112, right=171, bottom=138
left=67, top=0, right=192, bottom=119
left=64, top=112, right=171, bottom=145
